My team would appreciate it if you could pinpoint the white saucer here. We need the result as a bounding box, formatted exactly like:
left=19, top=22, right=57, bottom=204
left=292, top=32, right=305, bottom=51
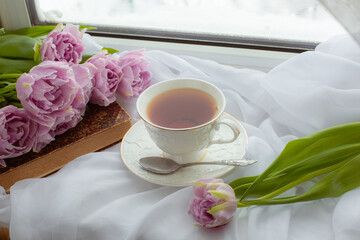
left=121, top=113, right=248, bottom=187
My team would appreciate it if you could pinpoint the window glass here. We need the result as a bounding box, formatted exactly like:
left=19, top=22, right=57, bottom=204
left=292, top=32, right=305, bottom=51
left=32, top=0, right=347, bottom=49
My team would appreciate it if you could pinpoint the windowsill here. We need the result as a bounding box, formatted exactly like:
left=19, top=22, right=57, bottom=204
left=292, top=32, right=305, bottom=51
left=93, top=36, right=297, bottom=72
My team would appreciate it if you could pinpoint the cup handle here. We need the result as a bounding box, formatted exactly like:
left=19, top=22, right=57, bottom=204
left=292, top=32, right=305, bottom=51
left=208, top=118, right=240, bottom=146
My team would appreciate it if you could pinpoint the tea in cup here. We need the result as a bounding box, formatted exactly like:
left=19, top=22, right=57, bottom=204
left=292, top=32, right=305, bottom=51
left=136, top=78, right=241, bottom=163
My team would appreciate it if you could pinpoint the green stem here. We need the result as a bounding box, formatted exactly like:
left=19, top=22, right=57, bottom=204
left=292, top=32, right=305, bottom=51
left=254, top=159, right=347, bottom=201
left=8, top=95, right=19, bottom=101
left=8, top=101, right=22, bottom=108
left=237, top=202, right=250, bottom=208
left=0, top=73, right=22, bottom=79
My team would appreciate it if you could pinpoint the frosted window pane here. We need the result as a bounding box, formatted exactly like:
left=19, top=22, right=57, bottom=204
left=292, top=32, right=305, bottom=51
left=36, top=0, right=347, bottom=43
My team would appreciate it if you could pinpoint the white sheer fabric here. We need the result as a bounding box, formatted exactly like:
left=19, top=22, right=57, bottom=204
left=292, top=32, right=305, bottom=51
left=1, top=34, right=360, bottom=240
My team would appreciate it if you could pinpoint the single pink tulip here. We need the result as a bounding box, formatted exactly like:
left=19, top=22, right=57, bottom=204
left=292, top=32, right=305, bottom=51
left=188, top=178, right=237, bottom=229
left=0, top=105, right=38, bottom=163
left=40, top=23, right=85, bottom=64
left=86, top=51, right=122, bottom=106
left=117, top=49, right=151, bottom=98
left=16, top=61, right=86, bottom=152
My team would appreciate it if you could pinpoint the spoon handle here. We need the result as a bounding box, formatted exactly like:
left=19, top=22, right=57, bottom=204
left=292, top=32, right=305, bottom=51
left=182, top=159, right=257, bottom=167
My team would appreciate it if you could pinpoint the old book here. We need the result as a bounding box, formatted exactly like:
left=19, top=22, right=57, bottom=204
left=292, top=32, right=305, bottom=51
left=0, top=102, right=131, bottom=192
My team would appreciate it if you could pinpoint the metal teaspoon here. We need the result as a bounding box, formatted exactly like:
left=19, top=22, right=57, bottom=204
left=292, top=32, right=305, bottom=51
left=139, top=156, right=257, bottom=174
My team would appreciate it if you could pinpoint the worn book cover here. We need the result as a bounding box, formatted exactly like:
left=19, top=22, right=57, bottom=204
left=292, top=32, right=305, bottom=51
left=0, top=102, right=131, bottom=192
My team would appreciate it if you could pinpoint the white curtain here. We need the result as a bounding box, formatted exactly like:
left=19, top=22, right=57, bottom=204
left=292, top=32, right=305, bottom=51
left=1, top=34, right=360, bottom=240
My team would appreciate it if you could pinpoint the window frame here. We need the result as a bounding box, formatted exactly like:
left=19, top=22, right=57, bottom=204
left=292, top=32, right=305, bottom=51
left=25, top=0, right=318, bottom=53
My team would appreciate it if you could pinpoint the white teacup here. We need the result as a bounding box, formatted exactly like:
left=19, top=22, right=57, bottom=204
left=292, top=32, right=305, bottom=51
left=136, top=78, right=241, bottom=164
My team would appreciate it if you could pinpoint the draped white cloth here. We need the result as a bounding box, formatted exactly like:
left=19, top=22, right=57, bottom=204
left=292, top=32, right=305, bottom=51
left=1, top=34, right=360, bottom=240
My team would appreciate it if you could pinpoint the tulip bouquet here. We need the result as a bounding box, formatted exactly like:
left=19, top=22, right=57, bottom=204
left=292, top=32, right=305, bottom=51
left=0, top=24, right=151, bottom=167
left=189, top=122, right=360, bottom=228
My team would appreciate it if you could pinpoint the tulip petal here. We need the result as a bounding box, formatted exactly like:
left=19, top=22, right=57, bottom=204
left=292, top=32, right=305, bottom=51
left=207, top=201, right=237, bottom=228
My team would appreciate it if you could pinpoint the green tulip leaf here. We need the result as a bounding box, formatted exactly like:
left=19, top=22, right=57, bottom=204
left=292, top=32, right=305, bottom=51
left=229, top=122, right=360, bottom=208
left=4, top=25, right=56, bottom=37
left=239, top=153, right=360, bottom=206
left=0, top=35, right=37, bottom=59
left=33, top=40, right=42, bottom=64
left=102, top=47, right=120, bottom=54
left=237, top=122, right=360, bottom=200
left=4, top=25, right=96, bottom=37
left=0, top=57, right=35, bottom=74
left=81, top=54, right=93, bottom=63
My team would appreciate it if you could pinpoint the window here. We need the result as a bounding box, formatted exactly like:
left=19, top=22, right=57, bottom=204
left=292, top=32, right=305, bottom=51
left=27, top=0, right=347, bottom=52
left=0, top=0, right=356, bottom=71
